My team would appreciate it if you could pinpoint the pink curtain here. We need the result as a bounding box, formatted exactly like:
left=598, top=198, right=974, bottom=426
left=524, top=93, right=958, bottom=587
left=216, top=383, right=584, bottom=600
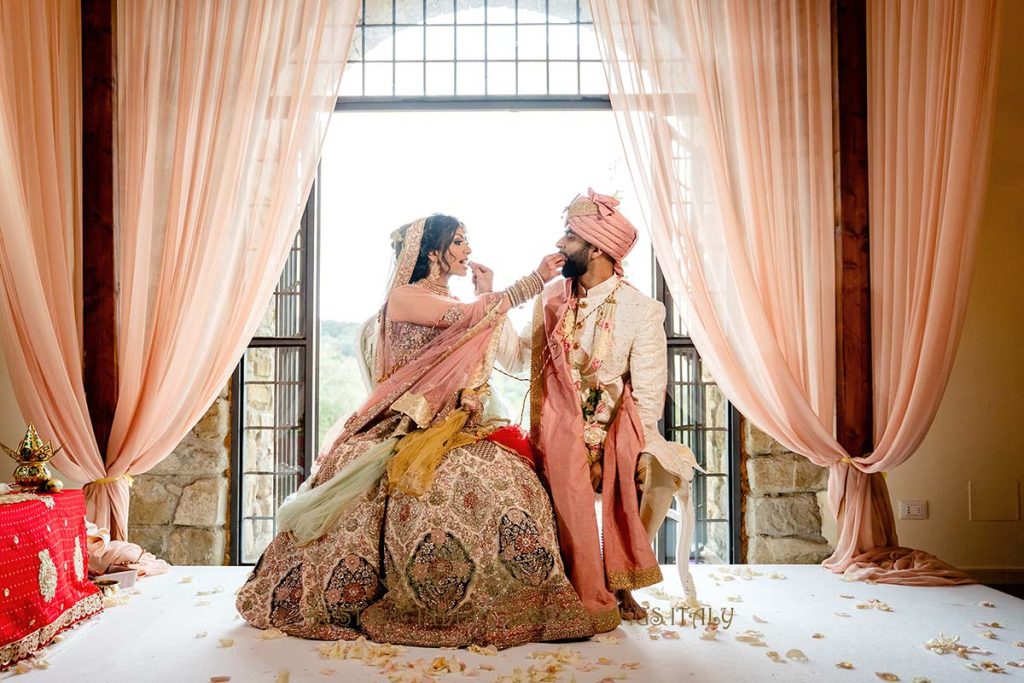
left=87, top=0, right=358, bottom=538
left=591, top=0, right=1001, bottom=582
left=0, top=0, right=358, bottom=540
left=0, top=0, right=107, bottom=487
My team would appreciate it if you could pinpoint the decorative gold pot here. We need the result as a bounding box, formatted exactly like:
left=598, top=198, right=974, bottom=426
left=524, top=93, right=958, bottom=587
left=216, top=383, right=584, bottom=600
left=3, top=424, right=63, bottom=493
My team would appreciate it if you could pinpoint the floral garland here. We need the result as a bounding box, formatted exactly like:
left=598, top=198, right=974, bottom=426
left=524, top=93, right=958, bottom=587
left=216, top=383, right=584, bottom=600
left=556, top=280, right=622, bottom=466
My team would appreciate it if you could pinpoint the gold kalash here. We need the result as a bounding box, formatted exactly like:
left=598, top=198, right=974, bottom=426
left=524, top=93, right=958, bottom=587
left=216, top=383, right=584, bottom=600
left=2, top=423, right=64, bottom=492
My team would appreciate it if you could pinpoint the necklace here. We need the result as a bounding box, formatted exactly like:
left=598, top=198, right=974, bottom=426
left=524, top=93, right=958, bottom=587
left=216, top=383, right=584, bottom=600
left=415, top=278, right=450, bottom=297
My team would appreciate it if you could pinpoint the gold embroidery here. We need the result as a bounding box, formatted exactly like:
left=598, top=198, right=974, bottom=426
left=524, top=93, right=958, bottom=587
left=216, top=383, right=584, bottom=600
left=37, top=550, right=57, bottom=602
left=0, top=593, right=102, bottom=668
left=606, top=564, right=663, bottom=591
left=589, top=606, right=622, bottom=633
left=73, top=538, right=85, bottom=582
left=392, top=392, right=434, bottom=428
left=0, top=493, right=55, bottom=508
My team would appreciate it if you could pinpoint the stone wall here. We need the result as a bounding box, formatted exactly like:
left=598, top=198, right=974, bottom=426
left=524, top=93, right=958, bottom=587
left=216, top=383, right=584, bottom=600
left=742, top=420, right=833, bottom=563
left=127, top=387, right=231, bottom=566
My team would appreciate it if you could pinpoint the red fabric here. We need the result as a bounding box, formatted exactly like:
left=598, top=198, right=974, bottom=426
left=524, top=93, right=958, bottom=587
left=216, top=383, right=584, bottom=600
left=0, top=490, right=102, bottom=669
left=486, top=425, right=536, bottom=468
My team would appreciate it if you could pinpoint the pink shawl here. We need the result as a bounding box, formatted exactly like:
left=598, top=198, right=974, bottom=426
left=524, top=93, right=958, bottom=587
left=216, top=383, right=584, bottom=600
left=531, top=280, right=661, bottom=628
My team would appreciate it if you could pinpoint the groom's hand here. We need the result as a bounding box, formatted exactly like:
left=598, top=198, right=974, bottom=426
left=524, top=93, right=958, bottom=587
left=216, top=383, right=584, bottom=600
left=469, top=261, right=494, bottom=294
left=590, top=459, right=603, bottom=493
left=536, top=253, right=566, bottom=282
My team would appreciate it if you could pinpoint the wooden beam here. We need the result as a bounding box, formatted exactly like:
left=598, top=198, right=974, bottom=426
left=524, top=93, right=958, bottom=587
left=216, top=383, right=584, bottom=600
left=81, top=0, right=118, bottom=457
left=833, top=0, right=873, bottom=458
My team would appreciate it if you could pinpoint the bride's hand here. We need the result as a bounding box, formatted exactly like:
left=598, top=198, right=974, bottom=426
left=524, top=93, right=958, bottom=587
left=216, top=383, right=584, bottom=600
left=536, top=253, right=566, bottom=283
left=469, top=261, right=494, bottom=295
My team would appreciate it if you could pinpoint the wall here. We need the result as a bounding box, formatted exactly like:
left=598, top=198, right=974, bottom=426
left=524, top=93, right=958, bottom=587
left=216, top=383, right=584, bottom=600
left=884, top=1, right=1024, bottom=575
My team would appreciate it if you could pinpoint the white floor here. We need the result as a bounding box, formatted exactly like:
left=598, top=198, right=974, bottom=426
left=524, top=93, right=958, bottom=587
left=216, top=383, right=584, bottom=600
left=5, top=564, right=1023, bottom=682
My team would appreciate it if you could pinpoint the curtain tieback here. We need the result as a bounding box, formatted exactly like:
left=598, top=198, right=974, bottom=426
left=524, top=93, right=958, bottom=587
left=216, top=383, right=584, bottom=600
left=89, top=474, right=134, bottom=488
left=835, top=457, right=889, bottom=479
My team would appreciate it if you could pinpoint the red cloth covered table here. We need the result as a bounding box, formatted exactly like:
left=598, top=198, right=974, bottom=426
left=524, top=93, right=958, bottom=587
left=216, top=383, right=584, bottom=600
left=0, top=489, right=102, bottom=669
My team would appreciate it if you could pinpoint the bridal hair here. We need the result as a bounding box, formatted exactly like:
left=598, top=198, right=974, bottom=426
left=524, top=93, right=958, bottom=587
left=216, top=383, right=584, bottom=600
left=409, top=213, right=462, bottom=283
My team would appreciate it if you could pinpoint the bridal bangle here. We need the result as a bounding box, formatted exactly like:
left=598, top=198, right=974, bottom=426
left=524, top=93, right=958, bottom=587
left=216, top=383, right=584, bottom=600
left=507, top=271, right=544, bottom=308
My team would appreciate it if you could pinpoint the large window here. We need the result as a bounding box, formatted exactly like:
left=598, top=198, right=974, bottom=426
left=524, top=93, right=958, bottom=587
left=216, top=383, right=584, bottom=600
left=230, top=192, right=318, bottom=565
left=232, top=0, right=738, bottom=567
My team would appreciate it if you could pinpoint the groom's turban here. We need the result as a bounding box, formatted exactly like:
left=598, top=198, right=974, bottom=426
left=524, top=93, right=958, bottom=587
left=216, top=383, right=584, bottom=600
left=564, top=188, right=638, bottom=276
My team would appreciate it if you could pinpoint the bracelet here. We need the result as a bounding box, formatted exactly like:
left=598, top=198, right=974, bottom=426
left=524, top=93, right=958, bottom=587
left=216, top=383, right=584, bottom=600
left=506, top=271, right=544, bottom=308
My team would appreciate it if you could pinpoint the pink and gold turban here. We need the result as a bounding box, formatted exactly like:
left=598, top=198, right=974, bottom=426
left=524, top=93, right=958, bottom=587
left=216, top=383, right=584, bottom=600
left=564, top=188, right=638, bottom=276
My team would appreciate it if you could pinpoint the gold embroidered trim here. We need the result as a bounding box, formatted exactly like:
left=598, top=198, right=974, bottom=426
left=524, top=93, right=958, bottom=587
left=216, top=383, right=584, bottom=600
left=589, top=606, right=621, bottom=634
left=392, top=392, right=434, bottom=428
left=606, top=564, right=663, bottom=591
left=0, top=592, right=102, bottom=669
left=0, top=493, right=55, bottom=508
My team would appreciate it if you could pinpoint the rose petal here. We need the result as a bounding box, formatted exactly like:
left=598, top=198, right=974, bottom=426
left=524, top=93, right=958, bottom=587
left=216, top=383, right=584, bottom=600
left=786, top=649, right=809, bottom=663
left=875, top=673, right=900, bottom=681
left=836, top=661, right=855, bottom=670
left=753, top=615, right=768, bottom=624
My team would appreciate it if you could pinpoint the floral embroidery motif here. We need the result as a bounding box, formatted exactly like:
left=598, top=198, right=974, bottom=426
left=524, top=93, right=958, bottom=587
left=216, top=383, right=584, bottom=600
left=73, top=538, right=85, bottom=582
left=406, top=530, right=474, bottom=613
left=439, top=305, right=465, bottom=326
left=37, top=550, right=57, bottom=602
left=386, top=321, right=445, bottom=378
left=324, top=554, right=381, bottom=623
left=498, top=509, right=554, bottom=586
left=269, top=565, right=303, bottom=628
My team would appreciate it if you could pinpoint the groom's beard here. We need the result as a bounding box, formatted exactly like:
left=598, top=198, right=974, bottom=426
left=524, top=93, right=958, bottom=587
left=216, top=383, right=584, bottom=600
left=561, top=248, right=590, bottom=278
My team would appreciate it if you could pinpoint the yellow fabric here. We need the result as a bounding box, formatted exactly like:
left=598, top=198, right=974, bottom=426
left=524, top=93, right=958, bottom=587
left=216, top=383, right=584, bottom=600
left=90, top=474, right=134, bottom=487
left=387, top=409, right=479, bottom=497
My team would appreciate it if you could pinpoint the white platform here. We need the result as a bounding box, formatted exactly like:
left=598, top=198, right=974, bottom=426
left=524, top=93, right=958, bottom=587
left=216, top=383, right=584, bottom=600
left=6, top=564, right=1023, bottom=682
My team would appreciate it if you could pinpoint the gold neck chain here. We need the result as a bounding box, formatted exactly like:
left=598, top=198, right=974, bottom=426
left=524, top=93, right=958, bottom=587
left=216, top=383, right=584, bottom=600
left=414, top=278, right=451, bottom=297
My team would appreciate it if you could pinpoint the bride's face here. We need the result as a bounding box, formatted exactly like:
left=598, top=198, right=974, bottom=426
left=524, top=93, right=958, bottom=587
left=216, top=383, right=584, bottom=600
left=442, top=226, right=472, bottom=277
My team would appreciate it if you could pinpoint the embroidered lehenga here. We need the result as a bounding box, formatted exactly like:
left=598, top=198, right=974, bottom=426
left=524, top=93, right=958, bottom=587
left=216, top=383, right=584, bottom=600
left=236, top=218, right=593, bottom=648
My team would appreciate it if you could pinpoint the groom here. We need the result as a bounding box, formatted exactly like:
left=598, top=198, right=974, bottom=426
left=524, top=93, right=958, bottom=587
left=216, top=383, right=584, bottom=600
left=526, top=189, right=697, bottom=632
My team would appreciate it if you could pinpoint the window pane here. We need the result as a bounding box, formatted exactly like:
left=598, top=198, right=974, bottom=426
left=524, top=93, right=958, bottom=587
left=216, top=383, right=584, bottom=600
left=548, top=24, right=577, bottom=60
left=548, top=61, right=578, bottom=95
left=548, top=0, right=577, bottom=22
left=364, top=26, right=394, bottom=60
left=579, top=25, right=601, bottom=60
left=455, top=1, right=485, bottom=23
left=426, top=61, right=455, bottom=95
left=487, top=25, right=516, bottom=61
left=365, top=0, right=393, bottom=25
left=396, top=0, right=425, bottom=24
left=579, top=60, right=607, bottom=94
left=240, top=345, right=305, bottom=563
left=255, top=231, right=303, bottom=337
left=456, top=25, right=485, bottom=60
left=456, top=61, right=485, bottom=95
left=348, top=27, right=364, bottom=62
left=516, top=25, right=546, bottom=60
left=395, top=62, right=425, bottom=96
left=427, top=0, right=456, bottom=23
left=394, top=26, right=424, bottom=60
left=486, top=61, right=516, bottom=96
left=704, top=430, right=729, bottom=474
left=517, top=0, right=546, bottom=22
left=517, top=61, right=546, bottom=95
left=425, top=25, right=455, bottom=60
left=364, top=62, right=394, bottom=95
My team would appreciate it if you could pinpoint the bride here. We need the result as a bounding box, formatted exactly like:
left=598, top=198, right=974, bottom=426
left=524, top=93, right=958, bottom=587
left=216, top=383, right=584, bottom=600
left=237, top=214, right=596, bottom=648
